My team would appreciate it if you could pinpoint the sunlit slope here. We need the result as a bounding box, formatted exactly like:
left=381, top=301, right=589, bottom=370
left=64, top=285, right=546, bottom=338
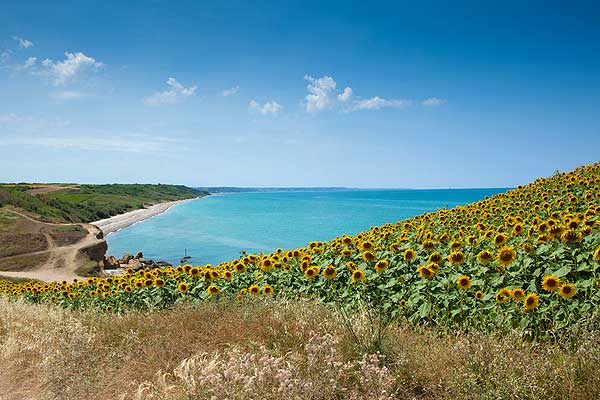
left=2, top=162, right=599, bottom=336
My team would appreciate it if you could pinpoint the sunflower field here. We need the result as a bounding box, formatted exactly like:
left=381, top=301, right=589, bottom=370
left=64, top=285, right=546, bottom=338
left=2, top=162, right=600, bottom=337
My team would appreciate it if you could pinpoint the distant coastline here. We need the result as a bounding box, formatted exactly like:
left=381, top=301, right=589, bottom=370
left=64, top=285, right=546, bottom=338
left=92, top=197, right=202, bottom=236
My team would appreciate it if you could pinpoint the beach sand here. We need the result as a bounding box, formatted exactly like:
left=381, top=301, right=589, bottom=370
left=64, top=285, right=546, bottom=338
left=92, top=198, right=197, bottom=235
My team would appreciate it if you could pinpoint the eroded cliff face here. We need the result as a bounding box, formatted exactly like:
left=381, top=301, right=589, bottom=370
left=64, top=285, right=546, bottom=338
left=79, top=240, right=108, bottom=262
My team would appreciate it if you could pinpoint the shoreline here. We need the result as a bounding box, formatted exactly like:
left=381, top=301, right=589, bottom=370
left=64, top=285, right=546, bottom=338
left=91, top=197, right=200, bottom=236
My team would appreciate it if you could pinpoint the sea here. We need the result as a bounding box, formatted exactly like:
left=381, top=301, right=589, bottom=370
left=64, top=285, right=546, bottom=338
left=105, top=188, right=507, bottom=266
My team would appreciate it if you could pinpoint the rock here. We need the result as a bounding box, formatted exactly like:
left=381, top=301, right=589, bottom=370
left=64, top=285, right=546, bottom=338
left=121, top=253, right=133, bottom=264
left=127, top=259, right=143, bottom=268
left=134, top=251, right=143, bottom=259
left=80, top=240, right=108, bottom=262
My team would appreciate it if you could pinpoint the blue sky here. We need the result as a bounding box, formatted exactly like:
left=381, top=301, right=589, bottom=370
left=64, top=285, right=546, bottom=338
left=0, top=0, right=599, bottom=188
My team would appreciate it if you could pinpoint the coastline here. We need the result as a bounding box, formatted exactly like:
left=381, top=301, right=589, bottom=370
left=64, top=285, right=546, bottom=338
left=91, top=197, right=199, bottom=236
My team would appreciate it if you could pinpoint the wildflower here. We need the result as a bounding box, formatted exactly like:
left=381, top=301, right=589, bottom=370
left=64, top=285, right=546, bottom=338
left=558, top=283, right=575, bottom=299
left=456, top=275, right=471, bottom=290
left=374, top=260, right=389, bottom=273
left=541, top=275, right=561, bottom=292
left=497, top=246, right=516, bottom=266
left=523, top=293, right=539, bottom=311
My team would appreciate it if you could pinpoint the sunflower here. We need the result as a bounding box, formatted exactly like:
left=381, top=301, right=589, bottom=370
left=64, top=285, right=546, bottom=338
left=222, top=270, right=233, bottom=280
left=207, top=285, right=220, bottom=296
left=234, top=262, right=246, bottom=273
left=106, top=306, right=114, bottom=313
left=541, top=275, right=561, bottom=292
left=341, top=249, right=352, bottom=257
left=134, top=280, right=144, bottom=289
left=510, top=287, right=525, bottom=301
left=521, top=243, right=536, bottom=254
left=476, top=250, right=494, bottom=264
left=474, top=290, right=484, bottom=300
left=493, top=233, right=508, bottom=247
left=496, top=288, right=511, bottom=304
left=262, top=285, right=274, bottom=295
left=374, top=260, right=389, bottom=273
left=178, top=282, right=188, bottom=293
left=399, top=299, right=407, bottom=307
left=523, top=293, right=539, bottom=311
left=345, top=261, right=357, bottom=271
left=404, top=249, right=415, bottom=262
left=428, top=252, right=443, bottom=264
left=417, top=265, right=435, bottom=280
left=351, top=269, right=365, bottom=283
left=124, top=285, right=133, bottom=293
left=304, top=266, right=319, bottom=279
left=497, top=247, right=516, bottom=266
left=448, top=251, right=465, bottom=265
left=154, top=278, right=165, bottom=288
left=456, top=275, right=471, bottom=290
left=260, top=258, right=274, bottom=272
left=428, top=262, right=440, bottom=272
left=322, top=265, right=337, bottom=279
left=594, top=246, right=600, bottom=261
left=249, top=284, right=260, bottom=295
left=144, top=279, right=153, bottom=288
left=450, top=241, right=462, bottom=251
left=342, top=236, right=352, bottom=245
left=561, top=229, right=581, bottom=244
left=422, top=240, right=435, bottom=251
left=362, top=251, right=377, bottom=262
left=361, top=241, right=375, bottom=251
left=558, top=283, right=576, bottom=299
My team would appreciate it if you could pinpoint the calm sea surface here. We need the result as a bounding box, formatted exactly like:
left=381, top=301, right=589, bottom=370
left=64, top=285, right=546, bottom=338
left=106, top=189, right=507, bottom=265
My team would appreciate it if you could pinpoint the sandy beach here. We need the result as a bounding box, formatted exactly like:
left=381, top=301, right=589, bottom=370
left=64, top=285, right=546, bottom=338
left=92, top=198, right=197, bottom=235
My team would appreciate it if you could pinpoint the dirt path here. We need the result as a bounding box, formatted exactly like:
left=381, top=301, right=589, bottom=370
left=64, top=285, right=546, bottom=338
left=0, top=209, right=104, bottom=282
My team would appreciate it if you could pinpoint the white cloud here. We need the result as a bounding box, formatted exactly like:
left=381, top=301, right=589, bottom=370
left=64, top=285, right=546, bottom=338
left=40, top=52, right=104, bottom=85
left=23, top=56, right=37, bottom=68
left=222, top=85, right=240, bottom=96
left=337, top=86, right=353, bottom=102
left=2, top=135, right=165, bottom=153
left=347, top=96, right=412, bottom=112
left=304, top=75, right=339, bottom=112
left=13, top=36, right=33, bottom=49
left=249, top=100, right=282, bottom=115
left=144, top=77, right=197, bottom=106
left=422, top=97, right=445, bottom=106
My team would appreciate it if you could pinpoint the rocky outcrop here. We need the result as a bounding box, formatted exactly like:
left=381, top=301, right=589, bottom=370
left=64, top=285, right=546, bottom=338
left=80, top=240, right=108, bottom=262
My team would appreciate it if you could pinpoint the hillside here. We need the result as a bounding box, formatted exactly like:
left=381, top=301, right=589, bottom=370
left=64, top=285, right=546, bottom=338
left=0, top=184, right=207, bottom=281
left=0, top=183, right=206, bottom=223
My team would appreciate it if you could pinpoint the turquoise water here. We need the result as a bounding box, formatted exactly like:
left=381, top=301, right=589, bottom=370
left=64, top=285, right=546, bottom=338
left=106, top=189, right=507, bottom=265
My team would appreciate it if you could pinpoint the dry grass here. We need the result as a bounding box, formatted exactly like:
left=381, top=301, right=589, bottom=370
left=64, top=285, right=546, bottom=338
left=0, top=298, right=598, bottom=400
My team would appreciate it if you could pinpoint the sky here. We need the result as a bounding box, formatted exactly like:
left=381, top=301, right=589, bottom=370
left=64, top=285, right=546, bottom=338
left=0, top=0, right=599, bottom=188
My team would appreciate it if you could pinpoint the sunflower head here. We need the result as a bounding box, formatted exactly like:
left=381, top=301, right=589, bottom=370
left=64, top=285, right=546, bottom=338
left=207, top=285, right=220, bottom=296
left=561, top=229, right=582, bottom=244
left=510, top=287, right=525, bottom=301
left=249, top=284, right=260, bottom=295
left=362, top=251, right=377, bottom=262
left=493, top=233, right=508, bottom=247
left=594, top=246, right=600, bottom=261
left=476, top=250, right=494, bottom=264
left=523, top=293, right=539, bottom=311
left=178, top=282, right=188, bottom=293
left=497, top=247, right=516, bottom=266
left=417, top=265, right=435, bottom=280
left=448, top=251, right=465, bottom=265
left=404, top=249, right=415, bottom=262
left=304, top=266, right=319, bottom=279
left=262, top=285, right=274, bottom=296
left=322, top=265, right=337, bottom=280
left=351, top=269, right=365, bottom=283
left=558, top=283, right=576, bottom=299
left=154, top=278, right=165, bottom=288
left=374, top=260, right=389, bottom=273
left=456, top=275, right=471, bottom=290
left=428, top=252, right=443, bottom=264
left=474, top=290, right=484, bottom=300
left=541, top=275, right=561, bottom=292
